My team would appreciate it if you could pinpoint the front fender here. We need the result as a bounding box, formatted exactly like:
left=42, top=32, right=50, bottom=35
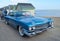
left=18, top=21, right=29, bottom=30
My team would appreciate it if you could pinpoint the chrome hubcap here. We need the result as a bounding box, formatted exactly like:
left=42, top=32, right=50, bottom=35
left=19, top=26, right=24, bottom=36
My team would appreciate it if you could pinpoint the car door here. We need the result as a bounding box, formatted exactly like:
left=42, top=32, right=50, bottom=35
left=8, top=12, right=17, bottom=28
left=8, top=16, right=18, bottom=28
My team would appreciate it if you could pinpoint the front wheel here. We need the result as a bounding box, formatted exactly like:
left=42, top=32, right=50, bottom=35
left=19, top=26, right=24, bottom=37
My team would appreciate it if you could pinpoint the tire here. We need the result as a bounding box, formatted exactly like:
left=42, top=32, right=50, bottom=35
left=19, top=26, right=24, bottom=37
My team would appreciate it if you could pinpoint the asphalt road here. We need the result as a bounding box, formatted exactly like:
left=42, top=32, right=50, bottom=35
left=0, top=18, right=60, bottom=41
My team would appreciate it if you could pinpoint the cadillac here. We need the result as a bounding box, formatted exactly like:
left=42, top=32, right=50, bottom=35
left=5, top=11, right=53, bottom=37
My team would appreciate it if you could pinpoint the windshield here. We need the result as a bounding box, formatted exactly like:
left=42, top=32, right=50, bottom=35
left=8, top=11, right=31, bottom=17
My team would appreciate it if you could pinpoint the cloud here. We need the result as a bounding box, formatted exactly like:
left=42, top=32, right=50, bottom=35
left=10, top=0, right=28, bottom=4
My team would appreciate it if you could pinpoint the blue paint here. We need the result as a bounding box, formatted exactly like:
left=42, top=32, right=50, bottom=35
left=5, top=11, right=53, bottom=36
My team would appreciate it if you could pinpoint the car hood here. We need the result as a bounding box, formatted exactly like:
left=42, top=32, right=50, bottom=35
left=16, top=16, right=52, bottom=27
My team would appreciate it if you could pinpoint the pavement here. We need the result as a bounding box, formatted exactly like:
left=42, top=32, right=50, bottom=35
left=0, top=17, right=60, bottom=41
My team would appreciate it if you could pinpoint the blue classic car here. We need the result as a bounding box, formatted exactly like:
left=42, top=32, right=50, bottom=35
left=5, top=11, right=53, bottom=37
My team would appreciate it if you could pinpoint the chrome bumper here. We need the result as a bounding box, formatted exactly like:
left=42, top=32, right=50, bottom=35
left=23, top=26, right=53, bottom=37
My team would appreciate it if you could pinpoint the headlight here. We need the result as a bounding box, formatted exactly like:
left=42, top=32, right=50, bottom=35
left=33, top=27, right=35, bottom=29
left=49, top=22, right=54, bottom=27
left=51, top=22, right=54, bottom=27
left=29, top=27, right=32, bottom=31
left=29, top=27, right=35, bottom=31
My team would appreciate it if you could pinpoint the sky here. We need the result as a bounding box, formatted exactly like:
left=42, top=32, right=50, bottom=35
left=0, top=0, right=60, bottom=10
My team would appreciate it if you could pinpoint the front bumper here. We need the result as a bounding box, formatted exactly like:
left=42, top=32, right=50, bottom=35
left=23, top=26, right=53, bottom=37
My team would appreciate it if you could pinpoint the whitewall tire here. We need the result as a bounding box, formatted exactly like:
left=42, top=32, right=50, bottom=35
left=19, top=26, right=24, bottom=37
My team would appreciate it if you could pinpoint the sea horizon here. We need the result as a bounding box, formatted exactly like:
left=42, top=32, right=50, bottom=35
left=35, top=10, right=60, bottom=17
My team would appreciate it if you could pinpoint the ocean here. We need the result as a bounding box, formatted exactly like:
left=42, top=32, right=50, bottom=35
left=35, top=10, right=60, bottom=17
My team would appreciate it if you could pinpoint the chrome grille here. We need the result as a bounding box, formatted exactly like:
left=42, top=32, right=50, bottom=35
left=35, top=23, right=49, bottom=29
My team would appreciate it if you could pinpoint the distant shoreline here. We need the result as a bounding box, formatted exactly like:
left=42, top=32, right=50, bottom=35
left=35, top=10, right=60, bottom=17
